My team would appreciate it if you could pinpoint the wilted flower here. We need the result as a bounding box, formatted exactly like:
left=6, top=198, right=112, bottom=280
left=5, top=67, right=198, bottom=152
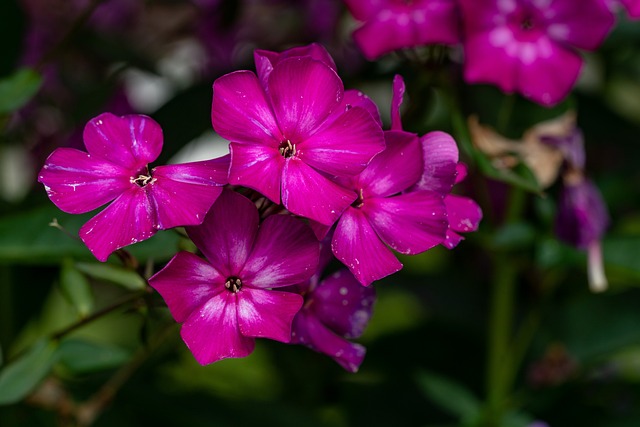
left=149, top=190, right=320, bottom=365
left=459, top=0, right=615, bottom=105
left=38, top=113, right=227, bottom=261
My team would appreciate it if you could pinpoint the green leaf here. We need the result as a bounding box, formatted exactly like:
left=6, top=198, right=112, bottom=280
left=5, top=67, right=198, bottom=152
left=57, top=339, right=130, bottom=375
left=59, top=258, right=94, bottom=317
left=415, top=370, right=481, bottom=424
left=74, top=262, right=147, bottom=291
left=603, top=236, right=640, bottom=281
left=491, top=222, right=537, bottom=250
left=0, top=68, right=42, bottom=114
left=0, top=339, right=59, bottom=405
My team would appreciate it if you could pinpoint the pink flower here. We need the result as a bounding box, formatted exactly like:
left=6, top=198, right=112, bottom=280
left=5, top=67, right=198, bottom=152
left=38, top=113, right=228, bottom=261
left=343, top=0, right=461, bottom=60
left=460, top=0, right=615, bottom=106
left=211, top=44, right=385, bottom=225
left=149, top=190, right=320, bottom=365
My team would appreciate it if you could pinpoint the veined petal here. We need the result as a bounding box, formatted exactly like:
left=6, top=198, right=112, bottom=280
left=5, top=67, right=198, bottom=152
left=79, top=188, right=156, bottom=262
left=237, top=288, right=303, bottom=342
left=358, top=130, right=422, bottom=198
left=229, top=143, right=283, bottom=204
left=211, top=70, right=281, bottom=145
left=281, top=159, right=357, bottom=225
left=365, top=191, right=447, bottom=255
left=148, top=251, right=224, bottom=323
left=268, top=57, right=343, bottom=142
left=242, top=214, right=319, bottom=288
left=83, top=113, right=162, bottom=170
left=291, top=310, right=366, bottom=373
left=300, top=106, right=385, bottom=177
left=186, top=190, right=259, bottom=277
left=445, top=194, right=482, bottom=234
left=332, top=208, right=402, bottom=286
left=413, top=131, right=459, bottom=195
left=181, top=292, right=255, bottom=365
left=38, top=147, right=130, bottom=214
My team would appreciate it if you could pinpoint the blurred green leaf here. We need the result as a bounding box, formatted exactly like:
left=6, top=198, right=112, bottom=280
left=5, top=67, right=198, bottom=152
left=57, top=339, right=130, bottom=375
left=415, top=370, right=481, bottom=424
left=603, top=236, right=640, bottom=281
left=60, top=258, right=94, bottom=317
left=75, top=262, right=147, bottom=291
left=491, top=222, right=537, bottom=250
left=0, top=339, right=58, bottom=405
left=0, top=68, right=42, bottom=114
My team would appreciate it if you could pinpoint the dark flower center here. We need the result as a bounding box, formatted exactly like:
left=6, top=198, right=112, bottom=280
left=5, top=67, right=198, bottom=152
left=520, top=14, right=534, bottom=31
left=224, top=276, right=242, bottom=293
left=279, top=139, right=296, bottom=158
left=352, top=188, right=365, bottom=208
left=131, top=172, right=155, bottom=187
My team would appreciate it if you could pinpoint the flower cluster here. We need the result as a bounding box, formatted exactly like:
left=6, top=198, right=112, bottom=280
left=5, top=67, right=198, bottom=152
left=38, top=44, right=481, bottom=371
left=344, top=0, right=617, bottom=106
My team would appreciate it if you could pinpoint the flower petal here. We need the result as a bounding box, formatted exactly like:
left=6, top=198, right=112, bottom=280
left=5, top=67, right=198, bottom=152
left=281, top=159, right=357, bottom=225
left=237, top=288, right=303, bottom=342
left=300, top=106, right=385, bottom=177
left=229, top=142, right=283, bottom=204
left=365, top=191, right=447, bottom=255
left=79, top=188, right=156, bottom=262
left=443, top=230, right=465, bottom=250
left=186, top=190, right=259, bottom=277
left=268, top=57, right=343, bottom=142
left=181, top=292, right=255, bottom=365
left=38, top=147, right=130, bottom=214
left=413, top=131, right=459, bottom=195
left=445, top=194, right=483, bottom=233
left=83, top=113, right=162, bottom=170
left=211, top=70, right=281, bottom=145
left=327, top=89, right=382, bottom=127
left=332, top=207, right=402, bottom=286
left=242, top=214, right=319, bottom=288
left=148, top=251, right=224, bottom=323
left=547, top=0, right=615, bottom=50
left=391, top=74, right=405, bottom=130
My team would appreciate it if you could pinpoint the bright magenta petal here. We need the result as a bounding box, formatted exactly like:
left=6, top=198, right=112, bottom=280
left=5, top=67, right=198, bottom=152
left=365, top=191, right=447, bottom=255
left=229, top=143, right=283, bottom=204
left=186, top=190, right=259, bottom=278
left=38, top=147, right=130, bottom=214
left=268, top=57, right=343, bottom=142
left=79, top=188, right=156, bottom=262
left=211, top=70, right=281, bottom=145
left=237, top=288, right=303, bottom=342
left=391, top=74, right=406, bottom=130
left=329, top=89, right=382, bottom=127
left=149, top=251, right=224, bottom=323
left=300, top=106, right=385, bottom=177
left=281, top=159, right=357, bottom=225
left=83, top=113, right=162, bottom=170
left=332, top=208, right=402, bottom=286
left=242, top=214, right=319, bottom=288
left=181, top=292, right=255, bottom=365
left=446, top=194, right=483, bottom=233
left=413, top=131, right=459, bottom=195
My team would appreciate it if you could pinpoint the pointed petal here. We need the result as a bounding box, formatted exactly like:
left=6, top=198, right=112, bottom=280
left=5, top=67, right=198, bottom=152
left=281, top=159, right=356, bottom=225
left=413, top=131, right=459, bottom=195
left=83, top=113, right=162, bottom=169
left=300, top=106, right=385, bottom=177
left=149, top=251, right=224, bottom=323
left=445, top=194, right=482, bottom=234
left=455, top=162, right=468, bottom=184
left=211, top=70, right=281, bottom=145
left=365, top=191, right=447, bottom=255
left=391, top=74, right=405, bottom=130
left=229, top=143, right=283, bottom=204
left=186, top=190, right=259, bottom=277
left=181, top=292, right=255, bottom=365
left=292, top=310, right=366, bottom=373
left=327, top=89, right=382, bottom=127
left=312, top=269, right=376, bottom=338
left=242, top=214, right=319, bottom=288
left=309, top=220, right=333, bottom=241
left=443, top=230, right=465, bottom=250
left=149, top=161, right=225, bottom=229
left=358, top=130, right=422, bottom=198
left=237, top=288, right=303, bottom=342
left=268, top=57, right=343, bottom=142
left=38, top=147, right=130, bottom=213
left=79, top=188, right=156, bottom=262
left=332, top=208, right=402, bottom=286
left=254, top=43, right=336, bottom=89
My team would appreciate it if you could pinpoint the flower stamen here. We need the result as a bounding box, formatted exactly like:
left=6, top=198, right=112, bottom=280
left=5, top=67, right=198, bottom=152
left=131, top=174, right=155, bottom=187
left=224, top=276, right=243, bottom=293
left=279, top=139, right=296, bottom=158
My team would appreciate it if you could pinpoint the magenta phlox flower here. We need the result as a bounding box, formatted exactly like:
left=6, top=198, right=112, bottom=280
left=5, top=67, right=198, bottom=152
left=211, top=45, right=385, bottom=225
left=459, top=0, right=615, bottom=106
left=343, top=0, right=461, bottom=60
left=612, top=0, right=640, bottom=17
left=38, top=113, right=228, bottom=261
left=149, top=190, right=320, bottom=364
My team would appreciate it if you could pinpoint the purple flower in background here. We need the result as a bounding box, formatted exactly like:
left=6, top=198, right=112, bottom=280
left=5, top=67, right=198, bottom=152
left=38, top=113, right=228, bottom=261
left=343, top=0, right=461, bottom=60
left=288, top=244, right=375, bottom=372
left=211, top=44, right=385, bottom=225
left=149, top=190, right=319, bottom=365
left=459, top=0, right=615, bottom=106
left=613, top=0, right=640, bottom=17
